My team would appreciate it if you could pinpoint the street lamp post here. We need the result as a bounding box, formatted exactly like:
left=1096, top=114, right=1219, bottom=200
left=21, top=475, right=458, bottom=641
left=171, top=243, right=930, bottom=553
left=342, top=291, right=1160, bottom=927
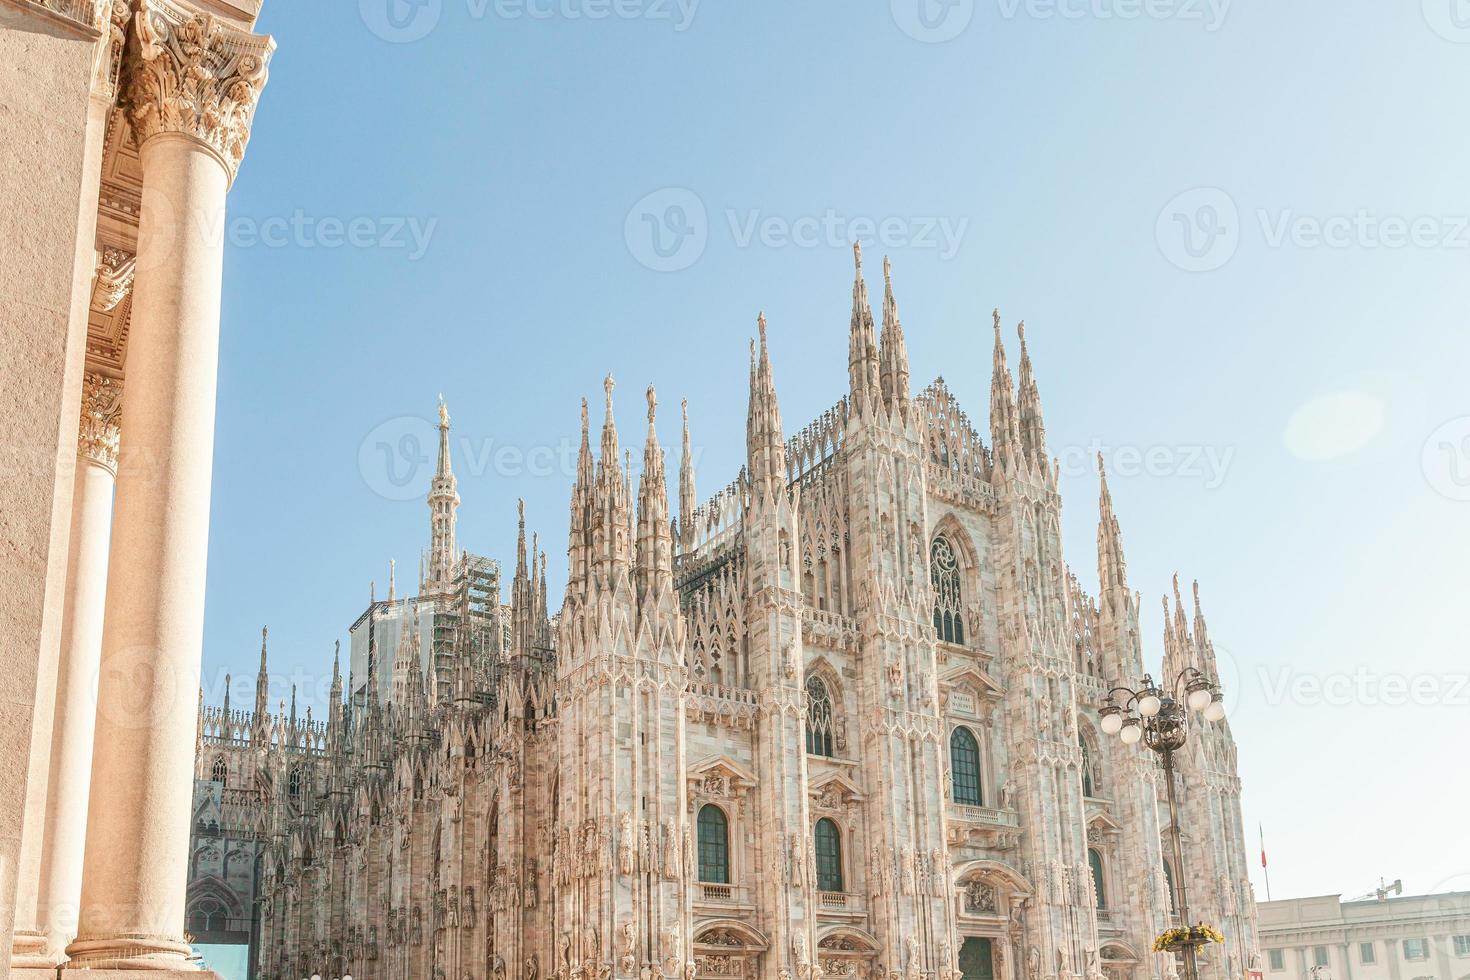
left=1098, top=668, right=1226, bottom=980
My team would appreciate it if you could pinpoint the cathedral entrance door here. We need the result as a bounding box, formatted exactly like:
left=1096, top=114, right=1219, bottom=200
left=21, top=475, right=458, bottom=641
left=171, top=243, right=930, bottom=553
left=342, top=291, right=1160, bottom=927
left=960, top=937, right=995, bottom=980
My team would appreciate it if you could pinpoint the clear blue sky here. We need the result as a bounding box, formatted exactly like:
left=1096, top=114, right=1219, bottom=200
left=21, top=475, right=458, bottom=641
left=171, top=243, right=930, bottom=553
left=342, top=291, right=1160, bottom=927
left=205, top=0, right=1470, bottom=906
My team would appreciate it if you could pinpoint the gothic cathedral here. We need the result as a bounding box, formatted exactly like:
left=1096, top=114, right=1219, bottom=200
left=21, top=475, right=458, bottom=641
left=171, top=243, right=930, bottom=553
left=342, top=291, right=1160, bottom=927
left=193, top=247, right=1260, bottom=980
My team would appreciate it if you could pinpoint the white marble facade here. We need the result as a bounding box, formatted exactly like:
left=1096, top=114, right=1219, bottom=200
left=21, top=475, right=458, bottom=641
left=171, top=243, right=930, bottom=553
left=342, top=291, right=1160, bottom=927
left=199, top=248, right=1261, bottom=980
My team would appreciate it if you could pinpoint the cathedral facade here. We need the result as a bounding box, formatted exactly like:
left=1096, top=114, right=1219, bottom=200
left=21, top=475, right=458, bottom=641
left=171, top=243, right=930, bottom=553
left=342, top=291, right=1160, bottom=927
left=195, top=249, right=1260, bottom=980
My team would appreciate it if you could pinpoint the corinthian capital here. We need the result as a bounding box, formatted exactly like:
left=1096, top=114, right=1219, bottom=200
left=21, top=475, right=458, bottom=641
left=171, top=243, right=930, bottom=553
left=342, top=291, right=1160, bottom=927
left=121, top=0, right=276, bottom=183
left=79, top=373, right=123, bottom=472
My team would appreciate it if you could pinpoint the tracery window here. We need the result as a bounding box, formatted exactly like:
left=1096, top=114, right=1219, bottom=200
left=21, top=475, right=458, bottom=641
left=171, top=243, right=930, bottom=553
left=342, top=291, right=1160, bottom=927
left=931, top=536, right=965, bottom=645
left=1080, top=732, right=1097, bottom=798
left=288, top=764, right=303, bottom=799
left=211, top=755, right=228, bottom=785
left=950, top=727, right=983, bottom=806
left=805, top=676, right=835, bottom=757
left=1162, top=859, right=1178, bottom=916
left=1088, top=848, right=1107, bottom=909
left=697, top=804, right=730, bottom=884
left=814, top=818, right=843, bottom=892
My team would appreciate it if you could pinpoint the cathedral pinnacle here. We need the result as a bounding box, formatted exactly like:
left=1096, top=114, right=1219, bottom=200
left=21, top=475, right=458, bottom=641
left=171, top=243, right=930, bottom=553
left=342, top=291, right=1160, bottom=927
left=848, top=242, right=881, bottom=413
left=679, top=398, right=696, bottom=553
left=636, top=384, right=673, bottom=601
left=746, top=313, right=786, bottom=504
left=989, top=310, right=1021, bottom=464
left=1016, top=320, right=1048, bottom=465
left=426, top=396, right=460, bottom=589
left=879, top=254, right=911, bottom=416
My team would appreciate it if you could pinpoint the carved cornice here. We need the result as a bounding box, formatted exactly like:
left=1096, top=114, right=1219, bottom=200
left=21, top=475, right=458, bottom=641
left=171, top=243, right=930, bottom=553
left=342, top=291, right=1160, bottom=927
left=121, top=0, right=275, bottom=183
left=79, top=373, right=123, bottom=472
left=91, top=247, right=136, bottom=312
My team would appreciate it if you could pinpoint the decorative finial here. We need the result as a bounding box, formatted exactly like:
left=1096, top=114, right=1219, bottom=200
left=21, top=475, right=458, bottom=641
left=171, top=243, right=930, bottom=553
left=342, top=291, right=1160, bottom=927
left=853, top=240, right=863, bottom=270
left=757, top=311, right=767, bottom=347
left=681, top=398, right=688, bottom=423
left=1018, top=320, right=1027, bottom=347
left=992, top=308, right=1002, bottom=336
left=580, top=397, right=589, bottom=433
left=883, top=255, right=892, bottom=284
left=604, top=374, right=615, bottom=414
left=1096, top=451, right=1105, bottom=476
left=646, top=384, right=657, bottom=424
left=438, top=395, right=449, bottom=427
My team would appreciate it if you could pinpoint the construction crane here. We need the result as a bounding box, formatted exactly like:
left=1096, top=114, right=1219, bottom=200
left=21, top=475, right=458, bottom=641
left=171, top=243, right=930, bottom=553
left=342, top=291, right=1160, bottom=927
left=1349, top=878, right=1404, bottom=902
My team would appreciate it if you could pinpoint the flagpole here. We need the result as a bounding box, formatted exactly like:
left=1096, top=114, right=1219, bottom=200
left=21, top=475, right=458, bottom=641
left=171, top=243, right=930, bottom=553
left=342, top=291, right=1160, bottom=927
left=1260, top=823, right=1272, bottom=902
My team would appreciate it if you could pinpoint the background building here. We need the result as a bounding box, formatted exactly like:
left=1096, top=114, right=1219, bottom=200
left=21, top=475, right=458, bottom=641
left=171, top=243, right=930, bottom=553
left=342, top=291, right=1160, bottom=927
left=1259, top=892, right=1470, bottom=980
left=193, top=252, right=1261, bottom=980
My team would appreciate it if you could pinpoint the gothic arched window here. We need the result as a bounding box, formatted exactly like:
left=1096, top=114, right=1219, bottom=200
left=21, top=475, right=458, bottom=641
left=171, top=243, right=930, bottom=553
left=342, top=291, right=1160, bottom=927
left=950, top=727, right=983, bottom=806
left=1089, top=848, right=1107, bottom=909
left=697, top=804, right=730, bottom=884
left=211, top=755, right=228, bottom=785
left=1080, top=732, right=1097, bottom=798
left=931, top=536, right=965, bottom=645
left=1162, top=859, right=1179, bottom=917
left=814, top=818, right=844, bottom=892
left=805, top=676, right=835, bottom=757
left=288, top=764, right=303, bottom=799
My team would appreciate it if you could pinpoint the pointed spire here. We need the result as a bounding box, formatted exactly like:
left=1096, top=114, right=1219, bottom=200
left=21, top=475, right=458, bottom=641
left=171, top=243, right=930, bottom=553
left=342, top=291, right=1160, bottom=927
left=637, top=384, right=674, bottom=603
left=427, top=396, right=461, bottom=589
left=848, top=242, right=881, bottom=412
left=679, top=398, right=696, bottom=554
left=878, top=255, right=911, bottom=416
left=1097, top=453, right=1129, bottom=602
left=590, top=376, right=632, bottom=585
left=222, top=673, right=231, bottom=717
left=513, top=498, right=534, bottom=658
left=1016, top=321, right=1048, bottom=465
left=746, top=313, right=787, bottom=504
left=566, top=398, right=594, bottom=598
left=1192, top=579, right=1210, bottom=650
left=989, top=309, right=1022, bottom=464
left=388, top=559, right=396, bottom=603
left=253, top=626, right=271, bottom=730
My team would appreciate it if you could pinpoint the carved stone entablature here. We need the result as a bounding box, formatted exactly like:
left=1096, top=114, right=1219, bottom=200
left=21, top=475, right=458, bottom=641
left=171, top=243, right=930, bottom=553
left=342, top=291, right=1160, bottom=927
left=78, top=372, right=123, bottom=471
left=122, top=0, right=275, bottom=183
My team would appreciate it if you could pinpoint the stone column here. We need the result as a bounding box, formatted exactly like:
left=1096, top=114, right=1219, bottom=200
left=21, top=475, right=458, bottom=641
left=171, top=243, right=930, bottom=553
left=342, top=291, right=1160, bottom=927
left=33, top=374, right=123, bottom=964
left=64, top=1, right=273, bottom=970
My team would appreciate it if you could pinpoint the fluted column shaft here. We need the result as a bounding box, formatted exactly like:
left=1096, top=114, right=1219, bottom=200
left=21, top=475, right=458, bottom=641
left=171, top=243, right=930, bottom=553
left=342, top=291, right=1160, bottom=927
left=35, top=376, right=121, bottom=964
left=66, top=2, right=272, bottom=968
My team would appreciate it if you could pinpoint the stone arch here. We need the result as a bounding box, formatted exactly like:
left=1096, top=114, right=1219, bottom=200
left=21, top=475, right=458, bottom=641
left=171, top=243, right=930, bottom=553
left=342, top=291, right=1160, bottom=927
left=804, top=655, right=847, bottom=756
left=930, top=512, right=983, bottom=646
